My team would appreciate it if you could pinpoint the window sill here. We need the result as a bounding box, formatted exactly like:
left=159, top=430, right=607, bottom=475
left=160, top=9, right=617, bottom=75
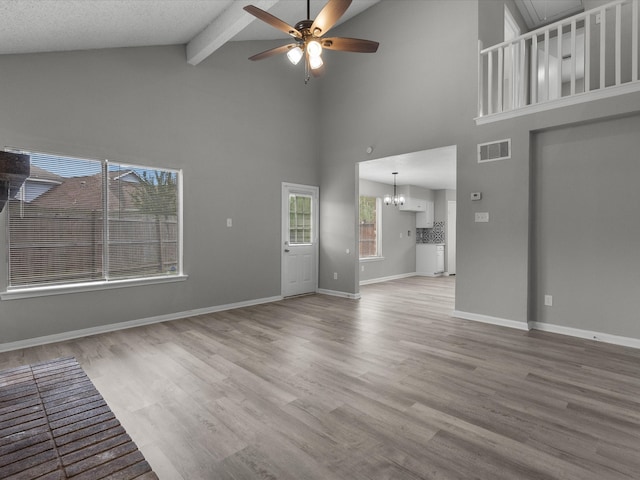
left=0, top=274, right=188, bottom=301
left=359, top=256, right=385, bottom=263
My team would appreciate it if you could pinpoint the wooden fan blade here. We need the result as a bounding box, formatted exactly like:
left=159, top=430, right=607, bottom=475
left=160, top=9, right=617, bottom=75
left=321, top=37, right=379, bottom=53
left=310, top=0, right=352, bottom=37
left=244, top=5, right=302, bottom=39
left=249, top=44, right=297, bottom=61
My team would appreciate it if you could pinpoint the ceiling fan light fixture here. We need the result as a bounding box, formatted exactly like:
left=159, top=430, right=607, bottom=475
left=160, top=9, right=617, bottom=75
left=244, top=0, right=379, bottom=83
left=287, top=46, right=304, bottom=65
left=306, top=40, right=322, bottom=57
left=309, top=54, right=324, bottom=70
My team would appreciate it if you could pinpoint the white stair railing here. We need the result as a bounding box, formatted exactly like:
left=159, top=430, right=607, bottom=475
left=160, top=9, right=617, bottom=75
left=478, top=0, right=639, bottom=119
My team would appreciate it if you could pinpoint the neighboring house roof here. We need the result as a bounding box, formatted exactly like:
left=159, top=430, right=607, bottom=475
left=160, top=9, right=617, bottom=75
left=30, top=170, right=140, bottom=211
left=28, top=165, right=64, bottom=184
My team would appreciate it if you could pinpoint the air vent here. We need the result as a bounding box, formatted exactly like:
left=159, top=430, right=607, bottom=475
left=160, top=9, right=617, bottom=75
left=478, top=139, right=511, bottom=163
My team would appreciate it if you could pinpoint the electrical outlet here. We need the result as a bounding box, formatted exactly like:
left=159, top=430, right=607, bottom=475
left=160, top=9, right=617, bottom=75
left=475, top=212, right=489, bottom=222
left=333, top=272, right=338, bottom=280
left=544, top=295, right=553, bottom=306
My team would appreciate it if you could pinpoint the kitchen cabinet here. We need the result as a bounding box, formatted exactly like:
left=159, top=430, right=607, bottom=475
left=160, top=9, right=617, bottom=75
left=415, top=201, right=434, bottom=228
left=416, top=244, right=445, bottom=276
left=399, top=197, right=426, bottom=212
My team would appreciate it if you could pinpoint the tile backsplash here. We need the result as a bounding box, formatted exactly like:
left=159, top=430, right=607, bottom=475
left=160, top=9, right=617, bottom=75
left=416, top=221, right=445, bottom=244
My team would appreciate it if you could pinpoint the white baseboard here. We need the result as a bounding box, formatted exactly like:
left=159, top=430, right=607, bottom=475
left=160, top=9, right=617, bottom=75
left=0, top=295, right=283, bottom=353
left=359, top=272, right=416, bottom=286
left=452, top=310, right=640, bottom=349
left=529, top=321, right=640, bottom=350
left=317, top=288, right=361, bottom=300
left=452, top=310, right=530, bottom=331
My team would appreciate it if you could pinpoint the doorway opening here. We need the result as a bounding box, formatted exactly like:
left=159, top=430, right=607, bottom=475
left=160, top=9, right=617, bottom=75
left=356, top=145, right=457, bottom=293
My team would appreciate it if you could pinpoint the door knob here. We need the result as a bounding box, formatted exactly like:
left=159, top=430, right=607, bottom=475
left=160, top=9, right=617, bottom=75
left=284, top=249, right=290, bottom=253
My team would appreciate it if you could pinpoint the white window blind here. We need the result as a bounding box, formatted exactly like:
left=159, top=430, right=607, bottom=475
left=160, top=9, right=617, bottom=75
left=7, top=151, right=181, bottom=288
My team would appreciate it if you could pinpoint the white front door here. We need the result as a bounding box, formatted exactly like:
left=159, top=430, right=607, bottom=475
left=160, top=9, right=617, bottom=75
left=282, top=183, right=318, bottom=297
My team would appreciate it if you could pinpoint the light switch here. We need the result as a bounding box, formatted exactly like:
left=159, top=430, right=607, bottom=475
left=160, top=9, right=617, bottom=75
left=226, top=218, right=232, bottom=227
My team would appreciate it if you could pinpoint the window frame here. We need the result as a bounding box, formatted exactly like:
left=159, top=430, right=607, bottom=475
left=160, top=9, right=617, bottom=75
left=1, top=149, right=186, bottom=300
left=359, top=195, right=383, bottom=260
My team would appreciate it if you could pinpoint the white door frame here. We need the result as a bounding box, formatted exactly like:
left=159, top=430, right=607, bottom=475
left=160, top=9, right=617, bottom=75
left=281, top=182, right=319, bottom=297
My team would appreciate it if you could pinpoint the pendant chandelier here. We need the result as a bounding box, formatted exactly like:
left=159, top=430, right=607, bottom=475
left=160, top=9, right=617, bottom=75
left=384, top=172, right=405, bottom=206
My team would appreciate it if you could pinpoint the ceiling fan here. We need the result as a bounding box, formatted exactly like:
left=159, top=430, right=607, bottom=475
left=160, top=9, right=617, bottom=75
left=244, top=0, right=379, bottom=83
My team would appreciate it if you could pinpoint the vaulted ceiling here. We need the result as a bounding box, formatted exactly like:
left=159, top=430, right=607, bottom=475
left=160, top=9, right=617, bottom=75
left=0, top=0, right=380, bottom=65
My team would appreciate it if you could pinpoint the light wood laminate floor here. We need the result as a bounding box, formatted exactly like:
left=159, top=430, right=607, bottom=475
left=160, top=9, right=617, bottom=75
left=1, top=276, right=640, bottom=479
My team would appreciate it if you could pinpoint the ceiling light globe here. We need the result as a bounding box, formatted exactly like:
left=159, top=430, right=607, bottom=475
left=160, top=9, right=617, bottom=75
left=287, top=46, right=303, bottom=65
left=306, top=40, right=322, bottom=57
left=309, top=54, right=324, bottom=70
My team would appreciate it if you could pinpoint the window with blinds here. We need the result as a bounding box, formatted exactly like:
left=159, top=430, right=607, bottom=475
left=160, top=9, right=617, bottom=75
left=7, top=150, right=181, bottom=288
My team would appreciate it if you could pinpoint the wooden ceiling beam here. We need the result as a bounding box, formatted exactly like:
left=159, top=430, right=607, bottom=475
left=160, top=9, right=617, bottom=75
left=186, top=0, right=281, bottom=66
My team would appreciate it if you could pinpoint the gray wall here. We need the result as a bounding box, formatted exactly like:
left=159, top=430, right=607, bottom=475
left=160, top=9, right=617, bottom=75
left=467, top=1, right=640, bottom=331
left=358, top=179, right=416, bottom=283
left=532, top=114, right=640, bottom=338
left=318, top=0, right=479, bottom=295
left=0, top=43, right=320, bottom=344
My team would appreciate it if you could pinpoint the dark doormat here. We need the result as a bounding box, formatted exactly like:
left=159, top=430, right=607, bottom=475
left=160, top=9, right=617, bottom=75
left=0, top=356, right=158, bottom=479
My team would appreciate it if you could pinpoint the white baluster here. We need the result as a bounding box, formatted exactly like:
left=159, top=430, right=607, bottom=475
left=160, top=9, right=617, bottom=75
left=520, top=38, right=526, bottom=106
left=585, top=13, right=591, bottom=92
left=544, top=30, right=550, bottom=101
left=616, top=3, right=622, bottom=85
left=633, top=0, right=638, bottom=82
left=557, top=25, right=563, bottom=98
left=571, top=20, right=577, bottom=95
left=497, top=47, right=503, bottom=113
left=478, top=41, right=484, bottom=117
left=488, top=50, right=493, bottom=115
left=600, top=8, right=606, bottom=89
left=531, top=34, right=538, bottom=104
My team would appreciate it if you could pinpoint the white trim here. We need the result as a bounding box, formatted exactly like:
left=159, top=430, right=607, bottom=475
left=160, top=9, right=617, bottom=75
left=529, top=322, right=640, bottom=349
left=452, top=310, right=530, bottom=331
left=475, top=81, right=640, bottom=125
left=360, top=272, right=416, bottom=286
left=317, top=288, right=361, bottom=300
left=0, top=294, right=283, bottom=353
left=1, top=275, right=188, bottom=300
left=359, top=256, right=385, bottom=263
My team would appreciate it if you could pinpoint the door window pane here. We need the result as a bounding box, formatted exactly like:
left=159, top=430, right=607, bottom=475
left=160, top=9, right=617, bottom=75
left=289, top=194, right=312, bottom=244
